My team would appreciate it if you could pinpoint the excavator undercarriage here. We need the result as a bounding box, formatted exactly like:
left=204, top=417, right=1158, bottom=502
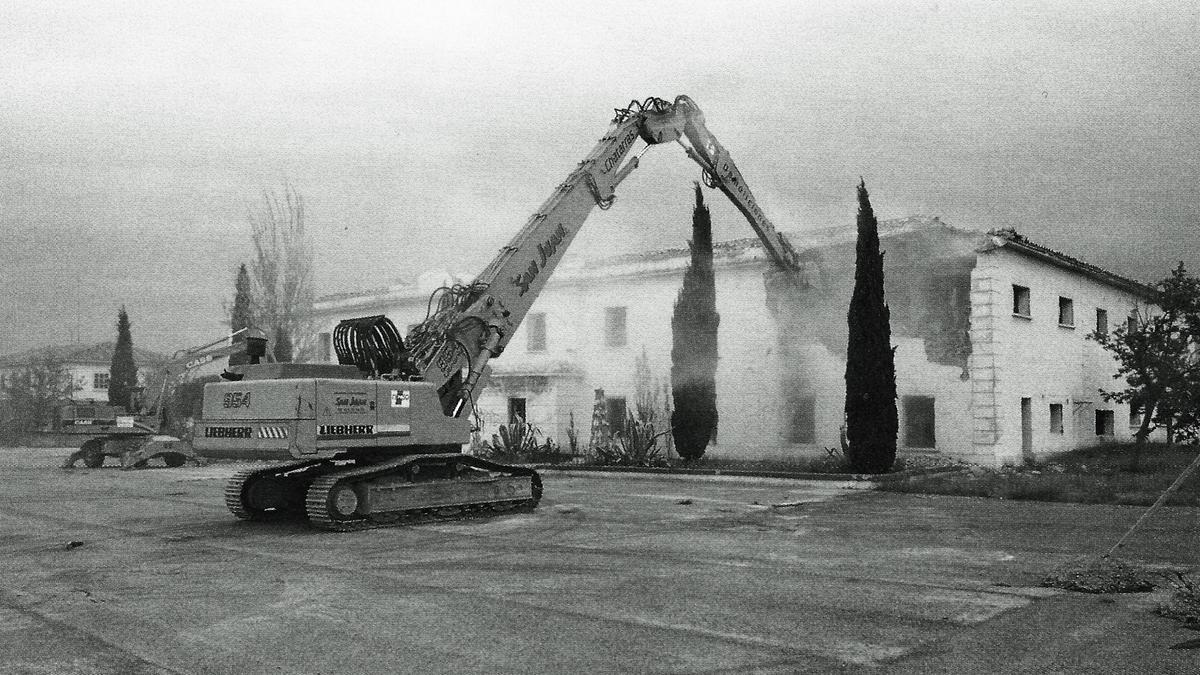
left=223, top=452, right=541, bottom=531
left=62, top=435, right=200, bottom=469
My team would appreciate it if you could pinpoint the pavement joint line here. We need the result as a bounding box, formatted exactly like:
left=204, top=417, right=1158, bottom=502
left=0, top=587, right=193, bottom=675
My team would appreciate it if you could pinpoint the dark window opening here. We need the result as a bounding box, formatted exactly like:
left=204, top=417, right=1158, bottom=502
left=605, top=396, right=627, bottom=436
left=527, top=313, right=547, bottom=352
left=1127, top=315, right=1138, bottom=334
left=604, top=307, right=627, bottom=348
left=1095, top=308, right=1108, bottom=335
left=1049, top=403, right=1064, bottom=434
left=507, top=397, right=526, bottom=425
left=903, top=396, right=936, bottom=448
left=1012, top=285, right=1031, bottom=317
left=786, top=396, right=816, bottom=444
left=1058, top=297, right=1074, bottom=327
left=1129, top=404, right=1141, bottom=429
left=1095, top=409, right=1115, bottom=436
left=93, top=373, right=110, bottom=390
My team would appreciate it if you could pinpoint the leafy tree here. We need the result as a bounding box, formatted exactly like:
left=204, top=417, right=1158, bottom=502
left=671, top=183, right=720, bottom=462
left=1, top=354, right=77, bottom=435
left=108, top=306, right=138, bottom=410
left=248, top=182, right=314, bottom=362
left=843, top=180, right=898, bottom=473
left=228, top=263, right=255, bottom=367
left=1090, top=262, right=1200, bottom=461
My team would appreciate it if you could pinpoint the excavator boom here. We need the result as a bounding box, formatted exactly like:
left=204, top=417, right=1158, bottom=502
left=408, top=95, right=803, bottom=418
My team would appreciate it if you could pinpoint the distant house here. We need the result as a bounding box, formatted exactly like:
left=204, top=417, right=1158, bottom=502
left=0, top=341, right=169, bottom=405
left=310, top=217, right=1158, bottom=467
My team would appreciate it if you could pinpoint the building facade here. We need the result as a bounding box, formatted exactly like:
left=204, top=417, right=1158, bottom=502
left=312, top=217, right=1155, bottom=467
left=0, top=341, right=169, bottom=404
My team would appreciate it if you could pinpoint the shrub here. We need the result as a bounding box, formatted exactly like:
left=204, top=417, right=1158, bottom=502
left=597, top=413, right=669, bottom=467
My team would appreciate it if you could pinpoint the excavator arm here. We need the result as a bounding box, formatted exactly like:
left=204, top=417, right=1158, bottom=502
left=146, top=327, right=269, bottom=419
left=405, top=95, right=804, bottom=417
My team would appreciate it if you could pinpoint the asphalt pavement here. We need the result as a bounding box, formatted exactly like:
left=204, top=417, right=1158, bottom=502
left=0, top=447, right=1197, bottom=674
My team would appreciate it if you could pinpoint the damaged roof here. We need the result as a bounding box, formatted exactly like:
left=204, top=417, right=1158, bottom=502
left=315, top=216, right=1155, bottom=307
left=983, top=228, right=1156, bottom=298
left=583, top=215, right=973, bottom=268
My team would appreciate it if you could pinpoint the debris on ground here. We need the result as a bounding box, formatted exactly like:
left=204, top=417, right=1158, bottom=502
left=1040, top=556, right=1156, bottom=593
left=64, top=541, right=84, bottom=550
left=1157, top=571, right=1200, bottom=630
left=676, top=498, right=693, bottom=505
left=553, top=504, right=581, bottom=514
left=1170, top=636, right=1200, bottom=650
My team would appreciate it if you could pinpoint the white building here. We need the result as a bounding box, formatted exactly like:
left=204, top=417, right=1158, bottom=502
left=312, top=217, right=1156, bottom=467
left=0, top=341, right=168, bottom=405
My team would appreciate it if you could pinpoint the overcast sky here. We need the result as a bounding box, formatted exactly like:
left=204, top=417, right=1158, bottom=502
left=1, top=0, right=1197, bottom=354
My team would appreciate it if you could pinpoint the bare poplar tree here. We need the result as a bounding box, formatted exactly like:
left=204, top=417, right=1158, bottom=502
left=248, top=182, right=315, bottom=362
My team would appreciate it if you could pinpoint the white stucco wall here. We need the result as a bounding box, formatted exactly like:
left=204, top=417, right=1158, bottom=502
left=970, top=245, right=1147, bottom=466
left=311, top=229, right=1156, bottom=466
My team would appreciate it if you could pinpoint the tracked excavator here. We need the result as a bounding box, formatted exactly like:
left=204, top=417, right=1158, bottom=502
left=195, top=95, right=807, bottom=530
left=59, top=328, right=269, bottom=468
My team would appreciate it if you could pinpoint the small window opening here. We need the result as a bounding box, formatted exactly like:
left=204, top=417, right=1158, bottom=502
left=1058, top=297, right=1074, bottom=327
left=1049, top=403, right=1064, bottom=434
left=903, top=396, right=936, bottom=448
left=507, top=397, right=527, bottom=425
left=1012, top=285, right=1031, bottom=317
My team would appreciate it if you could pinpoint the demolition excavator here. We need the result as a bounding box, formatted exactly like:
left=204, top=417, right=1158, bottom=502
left=59, top=328, right=269, bottom=468
left=194, top=95, right=806, bottom=530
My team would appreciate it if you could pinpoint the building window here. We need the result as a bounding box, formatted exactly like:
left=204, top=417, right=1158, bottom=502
left=527, top=313, right=547, bottom=353
left=1012, top=285, right=1031, bottom=317
left=903, top=396, right=936, bottom=448
left=93, top=373, right=110, bottom=390
left=786, top=397, right=816, bottom=444
left=507, top=397, right=527, bottom=424
left=1049, top=403, right=1064, bottom=434
left=318, top=332, right=332, bottom=363
left=1095, top=409, right=1115, bottom=436
left=1127, top=315, right=1138, bottom=334
left=604, top=307, right=627, bottom=348
left=606, top=396, right=627, bottom=435
left=1058, top=297, right=1074, bottom=327
left=1095, top=308, right=1108, bottom=335
left=1129, top=404, right=1142, bottom=429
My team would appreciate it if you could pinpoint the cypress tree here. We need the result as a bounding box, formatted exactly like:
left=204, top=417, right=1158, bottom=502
left=844, top=180, right=898, bottom=473
left=109, top=306, right=139, bottom=410
left=229, top=263, right=255, bottom=366
left=273, top=327, right=294, bottom=363
left=671, top=183, right=720, bottom=461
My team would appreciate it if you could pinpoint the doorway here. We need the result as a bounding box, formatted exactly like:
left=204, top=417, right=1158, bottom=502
left=1020, top=397, right=1033, bottom=461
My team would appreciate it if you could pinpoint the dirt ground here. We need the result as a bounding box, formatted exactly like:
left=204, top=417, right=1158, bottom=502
left=1, top=447, right=1197, bottom=674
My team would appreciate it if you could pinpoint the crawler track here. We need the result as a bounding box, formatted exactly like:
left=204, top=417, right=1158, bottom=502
left=304, top=454, right=542, bottom=531
left=224, top=460, right=334, bottom=521
left=225, top=454, right=541, bottom=530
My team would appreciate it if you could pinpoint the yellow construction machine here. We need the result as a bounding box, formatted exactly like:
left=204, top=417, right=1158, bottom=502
left=59, top=328, right=268, bottom=468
